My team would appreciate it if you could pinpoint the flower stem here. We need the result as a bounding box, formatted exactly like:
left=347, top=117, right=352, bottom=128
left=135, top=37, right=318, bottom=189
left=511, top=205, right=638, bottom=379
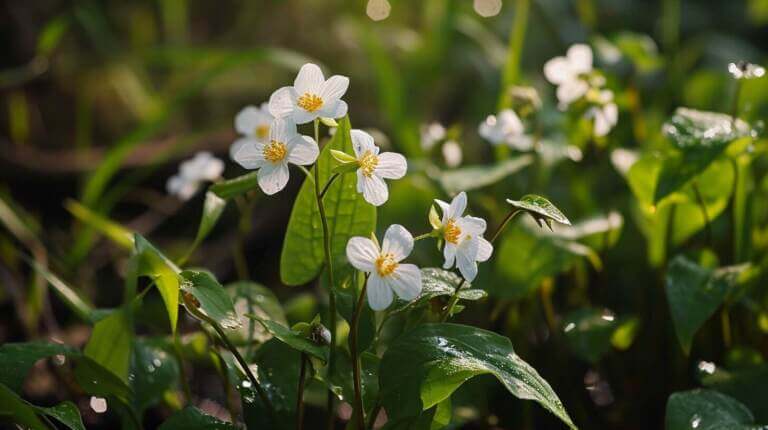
left=296, top=353, right=308, bottom=430
left=349, top=275, right=368, bottom=430
left=413, top=232, right=434, bottom=241
left=312, top=118, right=338, bottom=430
left=319, top=173, right=340, bottom=200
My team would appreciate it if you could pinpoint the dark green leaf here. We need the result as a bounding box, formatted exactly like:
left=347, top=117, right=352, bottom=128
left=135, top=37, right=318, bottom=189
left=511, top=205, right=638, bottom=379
left=507, top=194, right=571, bottom=228
left=131, top=339, right=179, bottom=413
left=332, top=351, right=380, bottom=414
left=0, top=383, right=47, bottom=430
left=0, top=342, right=77, bottom=393
left=227, top=281, right=286, bottom=344
left=437, top=156, right=533, bottom=195
left=210, top=172, right=259, bottom=199
left=242, top=339, right=299, bottom=429
left=379, top=323, right=576, bottom=429
left=74, top=356, right=133, bottom=404
left=247, top=317, right=328, bottom=362
left=665, top=256, right=747, bottom=353
left=180, top=270, right=241, bottom=330
left=562, top=308, right=619, bottom=363
left=665, top=389, right=759, bottom=430
left=701, top=363, right=768, bottom=421
left=37, top=401, right=85, bottom=430
left=158, top=406, right=237, bottom=430
left=280, top=116, right=376, bottom=285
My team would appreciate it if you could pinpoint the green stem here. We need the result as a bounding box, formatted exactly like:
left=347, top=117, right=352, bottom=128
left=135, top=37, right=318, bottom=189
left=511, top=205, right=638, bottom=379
left=692, top=182, right=712, bottom=247
left=319, top=173, right=341, bottom=200
left=413, top=232, right=434, bottom=241
left=349, top=275, right=368, bottom=430
left=312, top=118, right=338, bottom=430
left=296, top=353, right=308, bottom=430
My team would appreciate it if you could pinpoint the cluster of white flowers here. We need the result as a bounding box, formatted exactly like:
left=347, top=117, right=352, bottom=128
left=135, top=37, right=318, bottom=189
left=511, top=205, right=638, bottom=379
left=478, top=109, right=532, bottom=151
left=544, top=44, right=618, bottom=137
left=166, top=152, right=224, bottom=200
left=420, top=122, right=462, bottom=167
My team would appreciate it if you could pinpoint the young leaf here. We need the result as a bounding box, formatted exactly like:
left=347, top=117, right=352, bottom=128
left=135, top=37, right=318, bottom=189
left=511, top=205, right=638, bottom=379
left=438, top=155, right=533, bottom=195
left=180, top=270, right=241, bottom=330
left=0, top=342, right=77, bottom=393
left=665, top=256, right=748, bottom=354
left=280, top=116, right=376, bottom=285
left=134, top=234, right=181, bottom=333
left=246, top=317, right=329, bottom=362
left=194, top=191, right=226, bottom=245
left=379, top=323, right=576, bottom=429
left=665, top=389, right=760, bottom=430
left=210, top=172, right=259, bottom=200
left=158, top=406, right=237, bottom=430
left=84, top=308, right=133, bottom=385
left=506, top=194, right=571, bottom=228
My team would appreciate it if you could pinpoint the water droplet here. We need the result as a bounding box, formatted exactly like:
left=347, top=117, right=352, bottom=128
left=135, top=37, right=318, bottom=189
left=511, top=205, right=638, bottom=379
left=242, top=380, right=252, bottom=389
left=152, top=358, right=162, bottom=368
left=697, top=361, right=716, bottom=375
left=90, top=396, right=108, bottom=414
left=690, top=414, right=701, bottom=428
left=564, top=322, right=576, bottom=333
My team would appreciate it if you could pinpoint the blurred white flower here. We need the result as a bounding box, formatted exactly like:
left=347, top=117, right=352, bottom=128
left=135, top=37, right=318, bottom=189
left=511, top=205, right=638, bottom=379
left=166, top=152, right=224, bottom=201
left=442, top=140, right=463, bottom=168
left=474, top=0, right=502, bottom=17
left=434, top=192, right=493, bottom=281
left=233, top=118, right=319, bottom=195
left=366, top=0, right=391, bottom=21
left=478, top=109, right=531, bottom=150
left=231, top=103, right=273, bottom=160
left=544, top=44, right=593, bottom=109
left=728, top=61, right=766, bottom=79
left=346, top=224, right=422, bottom=310
left=351, top=129, right=407, bottom=206
left=269, top=63, right=349, bottom=124
left=587, top=101, right=619, bottom=137
left=420, top=121, right=446, bottom=150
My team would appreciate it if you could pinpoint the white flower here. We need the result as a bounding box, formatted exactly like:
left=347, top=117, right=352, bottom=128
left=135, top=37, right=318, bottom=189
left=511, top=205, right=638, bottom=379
left=351, top=129, right=407, bottom=206
left=728, top=61, right=766, bottom=79
left=544, top=44, right=593, bottom=108
left=478, top=109, right=532, bottom=150
left=233, top=118, right=319, bottom=195
left=166, top=152, right=224, bottom=201
left=584, top=90, right=618, bottom=137
left=346, top=224, right=422, bottom=311
left=231, top=103, right=273, bottom=160
left=268, top=63, right=349, bottom=124
left=442, top=140, right=462, bottom=168
left=434, top=192, right=493, bottom=281
left=420, top=122, right=446, bottom=150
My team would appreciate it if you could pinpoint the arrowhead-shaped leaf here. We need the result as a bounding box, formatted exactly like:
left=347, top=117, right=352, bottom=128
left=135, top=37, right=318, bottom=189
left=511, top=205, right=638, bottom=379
left=507, top=194, right=571, bottom=228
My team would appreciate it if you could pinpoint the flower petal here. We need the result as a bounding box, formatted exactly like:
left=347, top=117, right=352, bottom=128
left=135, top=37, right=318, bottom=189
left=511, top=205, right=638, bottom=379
left=381, top=224, right=414, bottom=261
left=294, top=63, right=325, bottom=95
left=543, top=56, right=572, bottom=85
left=443, top=243, right=457, bottom=269
left=268, top=87, right=296, bottom=119
left=387, top=263, right=422, bottom=301
left=375, top=152, right=407, bottom=179
left=367, top=274, right=393, bottom=311
left=318, top=100, right=348, bottom=120
left=230, top=137, right=252, bottom=160
left=234, top=141, right=267, bottom=170
left=235, top=106, right=261, bottom=136
left=346, top=237, right=379, bottom=272
left=358, top=170, right=389, bottom=206
left=567, top=43, right=593, bottom=75
left=291, top=108, right=316, bottom=125
left=476, top=237, right=493, bottom=262
left=319, top=75, right=349, bottom=102
left=460, top=216, right=487, bottom=236
left=287, top=135, right=319, bottom=166
left=269, top=117, right=297, bottom=144
left=257, top=162, right=289, bottom=195
left=351, top=129, right=377, bottom=158
left=434, top=199, right=450, bottom=222
left=556, top=79, right=589, bottom=106
left=447, top=191, right=467, bottom=220
left=456, top=239, right=480, bottom=281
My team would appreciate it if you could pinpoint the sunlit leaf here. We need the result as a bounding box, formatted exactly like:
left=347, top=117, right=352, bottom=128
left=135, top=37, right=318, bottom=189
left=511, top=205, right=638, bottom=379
left=84, top=308, right=133, bottom=384
left=437, top=156, right=533, bottom=195
left=665, top=389, right=760, bottom=430
left=280, top=116, right=376, bottom=285
left=134, top=234, right=181, bottom=333
left=65, top=199, right=133, bottom=249
left=180, top=270, right=240, bottom=330
left=379, top=323, right=576, bottom=429
left=507, top=194, right=571, bottom=228
left=389, top=268, right=485, bottom=315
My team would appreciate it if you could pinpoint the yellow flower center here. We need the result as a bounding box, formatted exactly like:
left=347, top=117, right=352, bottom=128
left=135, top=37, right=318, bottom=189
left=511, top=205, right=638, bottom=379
left=359, top=151, right=379, bottom=177
left=443, top=219, right=462, bottom=244
left=297, top=93, right=324, bottom=112
left=255, top=124, right=269, bottom=139
left=263, top=140, right=287, bottom=163
left=375, top=253, right=398, bottom=277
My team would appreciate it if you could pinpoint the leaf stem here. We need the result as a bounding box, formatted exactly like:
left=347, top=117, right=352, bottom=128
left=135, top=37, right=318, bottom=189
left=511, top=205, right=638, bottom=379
left=319, top=173, right=341, bottom=200
left=349, top=274, right=368, bottom=430
left=296, top=352, right=308, bottom=430
left=312, top=118, right=338, bottom=430
left=413, top=232, right=434, bottom=241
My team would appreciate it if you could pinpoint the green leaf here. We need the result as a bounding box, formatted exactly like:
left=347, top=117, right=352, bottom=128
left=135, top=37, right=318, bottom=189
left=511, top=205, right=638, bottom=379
left=242, top=339, right=300, bottom=429
left=180, top=270, right=240, bottom=330
left=65, top=199, right=134, bottom=249
left=0, top=383, right=47, bottom=430
left=389, top=268, right=485, bottom=315
left=0, top=342, right=77, bottom=393
left=194, top=191, right=226, bottom=244
left=84, top=308, right=133, bottom=384
left=280, top=116, right=376, bottom=285
left=73, top=356, right=133, bottom=404
left=37, top=401, right=85, bottom=430
left=665, top=256, right=747, bottom=353
left=26, top=259, right=94, bottom=322
left=158, top=406, right=237, bottom=430
left=379, top=323, right=576, bottom=429
left=561, top=308, right=620, bottom=363
left=227, top=281, right=286, bottom=344
left=131, top=339, right=179, bottom=413
left=210, top=172, right=259, bottom=200
left=665, top=389, right=760, bottom=430
left=437, top=156, right=533, bottom=195
left=134, top=234, right=181, bottom=333
left=332, top=351, right=380, bottom=414
left=247, top=317, right=328, bottom=362
left=507, top=194, right=571, bottom=228
left=700, top=363, right=768, bottom=421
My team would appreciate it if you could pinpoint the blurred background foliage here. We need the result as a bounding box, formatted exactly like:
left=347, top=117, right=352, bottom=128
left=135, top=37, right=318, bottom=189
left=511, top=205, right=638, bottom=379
left=2, top=0, right=768, bottom=428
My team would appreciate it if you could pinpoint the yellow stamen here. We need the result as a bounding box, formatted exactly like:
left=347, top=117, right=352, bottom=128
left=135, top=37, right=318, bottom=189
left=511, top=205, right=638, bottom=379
left=255, top=124, right=269, bottom=139
left=375, top=253, right=398, bottom=277
left=263, top=140, right=287, bottom=163
left=359, top=151, right=379, bottom=177
left=297, top=93, right=324, bottom=112
left=443, top=219, right=462, bottom=244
